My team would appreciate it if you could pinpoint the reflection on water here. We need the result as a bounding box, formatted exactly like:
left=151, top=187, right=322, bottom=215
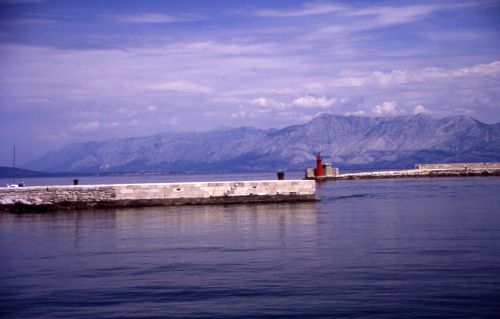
left=5, top=202, right=317, bottom=245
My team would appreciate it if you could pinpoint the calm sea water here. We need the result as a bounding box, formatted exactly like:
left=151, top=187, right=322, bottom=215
left=1, top=173, right=500, bottom=318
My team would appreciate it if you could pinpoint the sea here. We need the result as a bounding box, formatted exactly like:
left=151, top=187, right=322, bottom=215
left=1, top=171, right=499, bottom=318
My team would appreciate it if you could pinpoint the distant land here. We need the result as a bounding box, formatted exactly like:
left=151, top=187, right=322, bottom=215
left=0, top=167, right=80, bottom=179
left=21, top=114, right=500, bottom=174
left=0, top=167, right=169, bottom=179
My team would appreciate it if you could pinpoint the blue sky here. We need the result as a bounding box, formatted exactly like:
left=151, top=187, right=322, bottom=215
left=0, top=0, right=499, bottom=166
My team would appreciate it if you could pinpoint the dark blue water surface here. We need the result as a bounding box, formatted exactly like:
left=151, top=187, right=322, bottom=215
left=1, top=174, right=500, bottom=318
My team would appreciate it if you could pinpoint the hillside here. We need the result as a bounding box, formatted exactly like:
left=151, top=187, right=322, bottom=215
left=22, top=114, right=500, bottom=173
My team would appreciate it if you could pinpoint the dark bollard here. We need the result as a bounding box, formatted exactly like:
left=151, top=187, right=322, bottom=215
left=277, top=171, right=285, bottom=180
left=73, top=179, right=79, bottom=185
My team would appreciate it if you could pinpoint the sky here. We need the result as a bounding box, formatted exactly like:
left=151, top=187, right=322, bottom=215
left=0, top=0, right=499, bottom=166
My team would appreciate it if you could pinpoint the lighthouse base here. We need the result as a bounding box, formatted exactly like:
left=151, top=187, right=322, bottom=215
left=305, top=163, right=339, bottom=179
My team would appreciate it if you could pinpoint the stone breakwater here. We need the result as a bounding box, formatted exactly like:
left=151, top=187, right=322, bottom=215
left=308, top=169, right=500, bottom=181
left=415, top=163, right=500, bottom=170
left=0, top=180, right=318, bottom=212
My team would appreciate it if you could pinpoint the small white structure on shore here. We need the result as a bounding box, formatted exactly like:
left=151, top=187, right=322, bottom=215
left=305, top=163, right=339, bottom=179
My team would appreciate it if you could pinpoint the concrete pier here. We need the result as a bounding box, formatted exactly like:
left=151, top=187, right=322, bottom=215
left=305, top=163, right=339, bottom=179
left=312, top=168, right=500, bottom=181
left=304, top=162, right=500, bottom=181
left=0, top=180, right=318, bottom=212
left=415, top=162, right=500, bottom=170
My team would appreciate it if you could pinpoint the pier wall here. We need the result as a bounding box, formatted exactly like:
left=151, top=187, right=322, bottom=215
left=0, top=180, right=317, bottom=211
left=307, top=168, right=500, bottom=181
left=415, top=162, right=500, bottom=170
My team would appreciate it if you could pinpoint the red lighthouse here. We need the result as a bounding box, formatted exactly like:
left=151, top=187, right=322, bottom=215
left=316, top=152, right=322, bottom=177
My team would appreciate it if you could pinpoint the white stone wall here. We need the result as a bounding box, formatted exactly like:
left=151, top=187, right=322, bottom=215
left=0, top=180, right=316, bottom=205
left=113, top=180, right=315, bottom=200
left=305, top=168, right=315, bottom=178
left=322, top=164, right=339, bottom=177
left=305, top=165, right=339, bottom=178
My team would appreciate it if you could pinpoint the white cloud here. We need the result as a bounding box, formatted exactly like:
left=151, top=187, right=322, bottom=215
left=251, top=98, right=268, bottom=107
left=256, top=2, right=347, bottom=17
left=117, top=108, right=138, bottom=116
left=72, top=121, right=121, bottom=132
left=414, top=61, right=500, bottom=81
left=369, top=70, right=408, bottom=86
left=413, top=105, right=430, bottom=114
left=251, top=98, right=285, bottom=109
left=231, top=111, right=246, bottom=118
left=308, top=3, right=461, bottom=39
left=104, top=13, right=190, bottom=24
left=253, top=108, right=271, bottom=114
left=147, top=106, right=158, bottom=112
left=372, top=101, right=404, bottom=115
left=454, top=108, right=474, bottom=114
left=319, top=60, right=500, bottom=96
left=169, top=118, right=181, bottom=126
left=212, top=97, right=246, bottom=104
left=292, top=96, right=337, bottom=109
left=328, top=77, right=365, bottom=88
left=74, top=121, right=101, bottom=132
left=343, top=111, right=365, bottom=116
left=453, top=61, right=500, bottom=77
left=351, top=5, right=438, bottom=27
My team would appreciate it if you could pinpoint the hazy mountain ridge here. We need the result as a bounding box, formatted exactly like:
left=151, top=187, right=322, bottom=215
left=22, top=114, right=500, bottom=173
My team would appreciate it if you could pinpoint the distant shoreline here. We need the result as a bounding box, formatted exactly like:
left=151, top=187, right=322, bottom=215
left=0, top=167, right=187, bottom=179
left=305, top=168, right=500, bottom=181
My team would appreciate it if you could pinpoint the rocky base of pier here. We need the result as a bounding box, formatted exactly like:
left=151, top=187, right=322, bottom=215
left=1, top=193, right=320, bottom=213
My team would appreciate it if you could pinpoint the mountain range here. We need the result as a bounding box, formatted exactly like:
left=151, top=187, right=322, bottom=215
left=22, top=114, right=500, bottom=173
